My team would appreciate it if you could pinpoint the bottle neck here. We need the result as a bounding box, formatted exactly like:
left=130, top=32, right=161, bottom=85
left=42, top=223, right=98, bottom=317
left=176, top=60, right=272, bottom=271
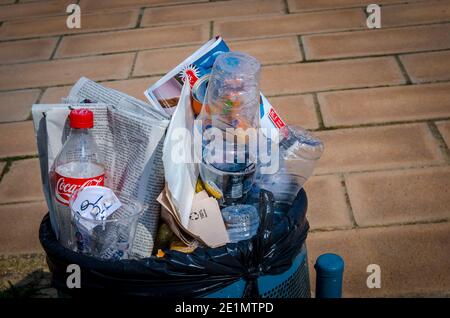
left=69, top=127, right=91, bottom=136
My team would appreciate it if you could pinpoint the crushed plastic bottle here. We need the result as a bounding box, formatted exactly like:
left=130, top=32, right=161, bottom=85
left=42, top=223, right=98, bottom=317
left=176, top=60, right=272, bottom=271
left=256, top=125, right=324, bottom=205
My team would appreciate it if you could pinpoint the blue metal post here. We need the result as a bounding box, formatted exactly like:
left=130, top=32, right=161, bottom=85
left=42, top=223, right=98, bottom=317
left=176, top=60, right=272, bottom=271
left=314, top=253, right=344, bottom=298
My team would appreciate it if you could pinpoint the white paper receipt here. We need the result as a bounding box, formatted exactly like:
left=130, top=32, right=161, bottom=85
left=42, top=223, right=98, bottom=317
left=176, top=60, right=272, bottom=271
left=70, top=186, right=121, bottom=231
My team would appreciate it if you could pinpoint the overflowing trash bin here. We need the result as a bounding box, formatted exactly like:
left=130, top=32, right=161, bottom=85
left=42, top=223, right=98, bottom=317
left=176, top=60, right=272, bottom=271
left=39, top=188, right=310, bottom=297
left=32, top=36, right=325, bottom=298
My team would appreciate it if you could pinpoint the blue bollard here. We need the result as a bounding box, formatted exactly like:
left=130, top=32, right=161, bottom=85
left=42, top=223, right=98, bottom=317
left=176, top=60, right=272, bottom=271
left=314, top=253, right=344, bottom=298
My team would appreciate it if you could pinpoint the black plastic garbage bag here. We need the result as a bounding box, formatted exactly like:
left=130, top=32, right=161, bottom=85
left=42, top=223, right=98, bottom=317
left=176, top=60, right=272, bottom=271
left=39, top=189, right=309, bottom=297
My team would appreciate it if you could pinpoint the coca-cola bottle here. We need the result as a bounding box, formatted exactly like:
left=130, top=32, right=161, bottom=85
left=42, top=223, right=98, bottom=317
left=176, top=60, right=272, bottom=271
left=51, top=108, right=105, bottom=249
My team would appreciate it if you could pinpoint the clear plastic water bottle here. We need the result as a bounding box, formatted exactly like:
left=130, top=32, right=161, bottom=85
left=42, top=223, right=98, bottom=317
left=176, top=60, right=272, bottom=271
left=51, top=108, right=105, bottom=249
left=221, top=204, right=259, bottom=242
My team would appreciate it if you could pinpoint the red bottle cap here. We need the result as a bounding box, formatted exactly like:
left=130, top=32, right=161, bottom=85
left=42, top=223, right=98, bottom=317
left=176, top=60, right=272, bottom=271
left=69, top=108, right=94, bottom=129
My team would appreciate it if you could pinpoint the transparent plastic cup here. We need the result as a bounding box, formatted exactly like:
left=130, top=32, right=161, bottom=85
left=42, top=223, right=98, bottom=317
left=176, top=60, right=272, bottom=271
left=200, top=140, right=257, bottom=205
left=69, top=194, right=144, bottom=260
left=203, top=138, right=256, bottom=171
left=199, top=161, right=256, bottom=206
left=207, top=52, right=261, bottom=131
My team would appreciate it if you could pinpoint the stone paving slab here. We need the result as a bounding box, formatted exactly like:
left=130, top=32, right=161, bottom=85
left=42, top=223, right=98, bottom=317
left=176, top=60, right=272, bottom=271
left=400, top=50, right=450, bottom=84
left=303, top=24, right=450, bottom=60
left=0, top=159, right=43, bottom=204
left=0, top=53, right=135, bottom=91
left=39, top=86, right=72, bottom=104
left=0, top=89, right=40, bottom=123
left=261, top=57, right=405, bottom=96
left=0, top=202, right=47, bottom=255
left=318, top=83, right=450, bottom=127
left=0, top=38, right=58, bottom=65
left=141, top=0, right=285, bottom=27
left=79, top=0, right=208, bottom=12
left=346, top=166, right=450, bottom=226
left=314, top=123, right=445, bottom=174
left=287, top=0, right=428, bottom=12
left=380, top=1, right=450, bottom=27
left=304, top=175, right=353, bottom=230
left=214, top=8, right=367, bottom=40
left=55, top=23, right=210, bottom=58
left=308, top=222, right=450, bottom=297
left=269, top=94, right=319, bottom=130
left=0, top=9, right=140, bottom=40
left=437, top=120, right=450, bottom=148
left=0, top=0, right=73, bottom=22
left=0, top=121, right=37, bottom=158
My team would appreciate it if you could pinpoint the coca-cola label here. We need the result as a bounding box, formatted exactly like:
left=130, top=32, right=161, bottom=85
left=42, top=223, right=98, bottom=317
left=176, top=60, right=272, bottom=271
left=55, top=173, right=105, bottom=206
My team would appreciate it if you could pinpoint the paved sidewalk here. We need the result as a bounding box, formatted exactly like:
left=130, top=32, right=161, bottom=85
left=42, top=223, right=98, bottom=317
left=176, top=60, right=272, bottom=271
left=0, top=0, right=449, bottom=297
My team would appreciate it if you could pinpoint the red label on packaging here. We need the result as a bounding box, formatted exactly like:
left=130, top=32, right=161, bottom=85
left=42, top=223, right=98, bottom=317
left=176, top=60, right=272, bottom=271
left=185, top=69, right=199, bottom=87
left=54, top=173, right=105, bottom=206
left=179, top=64, right=200, bottom=88
left=269, top=108, right=286, bottom=129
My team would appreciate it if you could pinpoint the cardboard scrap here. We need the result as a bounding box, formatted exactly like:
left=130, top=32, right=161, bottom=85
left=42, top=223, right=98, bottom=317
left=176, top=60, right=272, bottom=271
left=157, top=186, right=229, bottom=248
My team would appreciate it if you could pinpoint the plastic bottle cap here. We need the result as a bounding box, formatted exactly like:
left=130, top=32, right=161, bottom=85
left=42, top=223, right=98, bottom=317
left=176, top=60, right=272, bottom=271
left=69, top=108, right=94, bottom=129
left=314, top=253, right=344, bottom=277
